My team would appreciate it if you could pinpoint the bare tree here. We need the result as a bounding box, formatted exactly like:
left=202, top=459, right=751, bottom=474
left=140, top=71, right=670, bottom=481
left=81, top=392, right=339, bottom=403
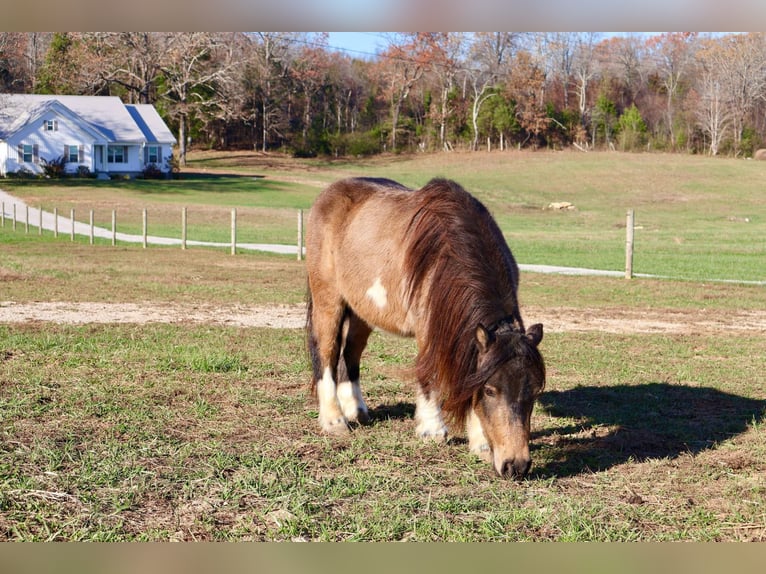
left=716, top=33, right=766, bottom=156
left=542, top=32, right=578, bottom=110
left=378, top=33, right=432, bottom=151
left=244, top=33, right=298, bottom=152
left=645, top=33, right=698, bottom=150
left=157, top=33, right=240, bottom=165
left=572, top=33, right=601, bottom=146
left=0, top=33, right=28, bottom=91
left=291, top=34, right=332, bottom=149
left=465, top=32, right=518, bottom=150
left=424, top=32, right=466, bottom=151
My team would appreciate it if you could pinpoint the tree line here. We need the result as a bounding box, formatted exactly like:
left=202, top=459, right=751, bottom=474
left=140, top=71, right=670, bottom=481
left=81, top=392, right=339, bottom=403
left=2, top=32, right=766, bottom=163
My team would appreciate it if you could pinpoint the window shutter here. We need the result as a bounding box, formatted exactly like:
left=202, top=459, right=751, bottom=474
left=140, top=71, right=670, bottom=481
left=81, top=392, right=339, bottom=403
left=33, top=145, right=39, bottom=164
left=64, top=145, right=68, bottom=160
left=124, top=147, right=128, bottom=163
left=54, top=120, right=58, bottom=131
left=79, top=145, right=84, bottom=163
left=144, top=146, right=148, bottom=164
left=17, top=144, right=23, bottom=162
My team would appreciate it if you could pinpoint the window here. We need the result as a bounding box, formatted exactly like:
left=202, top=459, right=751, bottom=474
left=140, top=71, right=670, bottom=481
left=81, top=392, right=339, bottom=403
left=67, top=145, right=79, bottom=163
left=107, top=145, right=127, bottom=164
left=146, top=145, right=160, bottom=164
left=45, top=119, right=57, bottom=131
left=22, top=144, right=33, bottom=163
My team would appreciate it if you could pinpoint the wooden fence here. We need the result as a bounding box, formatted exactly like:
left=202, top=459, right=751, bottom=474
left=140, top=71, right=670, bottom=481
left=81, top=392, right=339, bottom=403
left=1, top=202, right=306, bottom=260
left=1, top=200, right=641, bottom=277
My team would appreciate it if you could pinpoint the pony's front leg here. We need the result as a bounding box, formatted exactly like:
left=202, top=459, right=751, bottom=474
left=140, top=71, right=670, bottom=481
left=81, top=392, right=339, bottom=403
left=466, top=407, right=492, bottom=463
left=415, top=387, right=448, bottom=441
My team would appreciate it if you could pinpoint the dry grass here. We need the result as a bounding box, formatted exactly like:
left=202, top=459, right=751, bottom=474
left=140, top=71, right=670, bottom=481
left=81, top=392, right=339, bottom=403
left=2, top=150, right=765, bottom=541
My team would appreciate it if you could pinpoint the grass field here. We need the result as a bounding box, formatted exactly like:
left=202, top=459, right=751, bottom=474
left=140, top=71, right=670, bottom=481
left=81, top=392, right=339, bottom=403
left=1, top=150, right=765, bottom=541
left=2, top=150, right=765, bottom=282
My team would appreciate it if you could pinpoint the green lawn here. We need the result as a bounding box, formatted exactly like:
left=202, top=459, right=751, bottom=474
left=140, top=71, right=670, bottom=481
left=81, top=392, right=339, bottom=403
left=3, top=150, right=764, bottom=282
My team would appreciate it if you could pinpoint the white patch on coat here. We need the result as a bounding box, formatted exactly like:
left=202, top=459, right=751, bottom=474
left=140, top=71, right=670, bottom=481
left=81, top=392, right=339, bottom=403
left=415, top=388, right=447, bottom=440
left=366, top=277, right=388, bottom=309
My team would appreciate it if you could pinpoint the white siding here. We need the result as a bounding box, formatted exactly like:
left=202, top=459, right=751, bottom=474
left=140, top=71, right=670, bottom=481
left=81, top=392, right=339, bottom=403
left=1, top=95, right=176, bottom=177
left=5, top=111, right=95, bottom=175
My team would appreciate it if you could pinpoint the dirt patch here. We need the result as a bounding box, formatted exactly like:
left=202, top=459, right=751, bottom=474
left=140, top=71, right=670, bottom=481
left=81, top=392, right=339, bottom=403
left=2, top=301, right=765, bottom=334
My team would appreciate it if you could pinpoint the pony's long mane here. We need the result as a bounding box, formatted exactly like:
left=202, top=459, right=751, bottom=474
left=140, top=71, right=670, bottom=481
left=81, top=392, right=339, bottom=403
left=404, top=178, right=520, bottom=425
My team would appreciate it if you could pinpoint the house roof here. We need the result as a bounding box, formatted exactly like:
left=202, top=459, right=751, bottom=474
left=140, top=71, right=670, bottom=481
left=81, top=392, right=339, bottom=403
left=0, top=94, right=176, bottom=144
left=125, top=104, right=177, bottom=144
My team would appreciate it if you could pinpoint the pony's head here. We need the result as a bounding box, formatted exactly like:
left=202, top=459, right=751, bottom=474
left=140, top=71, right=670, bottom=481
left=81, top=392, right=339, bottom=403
left=470, top=320, right=545, bottom=479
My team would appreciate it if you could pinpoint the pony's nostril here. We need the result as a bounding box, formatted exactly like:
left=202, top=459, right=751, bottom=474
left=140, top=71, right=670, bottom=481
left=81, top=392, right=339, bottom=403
left=500, top=458, right=531, bottom=480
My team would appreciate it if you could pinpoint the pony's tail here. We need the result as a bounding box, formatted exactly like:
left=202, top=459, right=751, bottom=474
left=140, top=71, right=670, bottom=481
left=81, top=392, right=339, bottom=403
left=306, top=284, right=323, bottom=397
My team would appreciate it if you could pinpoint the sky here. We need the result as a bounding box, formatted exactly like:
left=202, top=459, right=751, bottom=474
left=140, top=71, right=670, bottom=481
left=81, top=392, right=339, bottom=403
left=326, top=32, right=387, bottom=58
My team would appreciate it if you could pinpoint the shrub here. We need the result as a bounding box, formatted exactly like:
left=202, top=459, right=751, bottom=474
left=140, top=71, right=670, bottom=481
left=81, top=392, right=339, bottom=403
left=328, top=131, right=381, bottom=157
left=617, top=104, right=647, bottom=152
left=141, top=163, right=164, bottom=179
left=40, top=155, right=67, bottom=178
left=5, top=168, right=36, bottom=179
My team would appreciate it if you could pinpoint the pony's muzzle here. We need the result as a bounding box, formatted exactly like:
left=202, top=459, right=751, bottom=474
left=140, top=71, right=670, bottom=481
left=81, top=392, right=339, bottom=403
left=499, top=457, right=532, bottom=480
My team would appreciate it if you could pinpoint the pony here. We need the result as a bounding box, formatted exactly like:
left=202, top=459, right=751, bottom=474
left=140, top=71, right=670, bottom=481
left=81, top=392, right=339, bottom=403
left=305, top=177, right=545, bottom=479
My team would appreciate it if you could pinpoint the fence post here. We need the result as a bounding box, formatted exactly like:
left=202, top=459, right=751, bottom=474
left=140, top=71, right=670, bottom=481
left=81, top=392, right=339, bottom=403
left=297, top=209, right=304, bottom=261
left=231, top=208, right=237, bottom=255
left=625, top=209, right=635, bottom=279
left=181, top=206, right=187, bottom=250
left=89, top=210, right=94, bottom=245
left=142, top=208, right=148, bottom=249
left=54, top=207, right=58, bottom=237
left=111, top=210, right=116, bottom=246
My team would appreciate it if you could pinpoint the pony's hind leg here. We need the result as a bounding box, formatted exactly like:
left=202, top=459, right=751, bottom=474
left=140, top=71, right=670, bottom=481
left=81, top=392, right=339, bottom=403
left=336, top=311, right=373, bottom=424
left=308, top=289, right=349, bottom=434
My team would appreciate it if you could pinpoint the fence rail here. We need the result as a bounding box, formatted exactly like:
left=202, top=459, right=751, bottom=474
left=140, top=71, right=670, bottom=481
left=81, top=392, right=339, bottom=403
left=1, top=200, right=305, bottom=259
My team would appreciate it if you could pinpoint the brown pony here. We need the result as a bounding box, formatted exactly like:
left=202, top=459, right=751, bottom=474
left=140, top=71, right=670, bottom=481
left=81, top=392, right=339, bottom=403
left=306, top=177, right=545, bottom=479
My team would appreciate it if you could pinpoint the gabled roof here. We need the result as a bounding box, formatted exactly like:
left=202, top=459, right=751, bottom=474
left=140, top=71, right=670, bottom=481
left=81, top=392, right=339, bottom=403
left=0, top=94, right=175, bottom=144
left=125, top=104, right=177, bottom=144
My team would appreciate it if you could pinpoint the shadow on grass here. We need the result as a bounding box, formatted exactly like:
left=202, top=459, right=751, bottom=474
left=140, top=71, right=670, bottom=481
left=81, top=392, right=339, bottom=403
left=533, top=382, right=766, bottom=478
left=369, top=401, right=415, bottom=422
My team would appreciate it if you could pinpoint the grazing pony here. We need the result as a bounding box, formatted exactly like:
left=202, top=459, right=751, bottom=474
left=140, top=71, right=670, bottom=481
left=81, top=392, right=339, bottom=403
left=305, top=177, right=545, bottom=479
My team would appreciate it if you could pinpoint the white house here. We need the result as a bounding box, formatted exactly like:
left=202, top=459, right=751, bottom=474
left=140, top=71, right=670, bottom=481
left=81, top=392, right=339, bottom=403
left=0, top=94, right=176, bottom=178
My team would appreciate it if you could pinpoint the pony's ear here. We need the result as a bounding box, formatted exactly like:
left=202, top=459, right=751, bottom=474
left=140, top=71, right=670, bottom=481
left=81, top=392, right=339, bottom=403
left=476, top=324, right=494, bottom=353
left=525, top=323, right=543, bottom=347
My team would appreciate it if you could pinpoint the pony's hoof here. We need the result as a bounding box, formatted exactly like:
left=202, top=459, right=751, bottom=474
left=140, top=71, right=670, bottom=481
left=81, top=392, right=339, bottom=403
left=320, top=416, right=351, bottom=434
left=418, top=429, right=448, bottom=443
left=354, top=408, right=370, bottom=425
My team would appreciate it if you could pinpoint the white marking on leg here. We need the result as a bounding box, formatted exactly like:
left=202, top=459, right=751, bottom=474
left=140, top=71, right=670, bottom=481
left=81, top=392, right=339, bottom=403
left=466, top=408, right=492, bottom=463
left=318, top=367, right=348, bottom=432
left=337, top=380, right=369, bottom=423
left=366, top=277, right=388, bottom=309
left=415, top=388, right=447, bottom=441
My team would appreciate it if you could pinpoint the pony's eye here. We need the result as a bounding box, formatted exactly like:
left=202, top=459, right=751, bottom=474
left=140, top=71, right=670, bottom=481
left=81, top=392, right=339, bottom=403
left=484, top=385, right=498, bottom=398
